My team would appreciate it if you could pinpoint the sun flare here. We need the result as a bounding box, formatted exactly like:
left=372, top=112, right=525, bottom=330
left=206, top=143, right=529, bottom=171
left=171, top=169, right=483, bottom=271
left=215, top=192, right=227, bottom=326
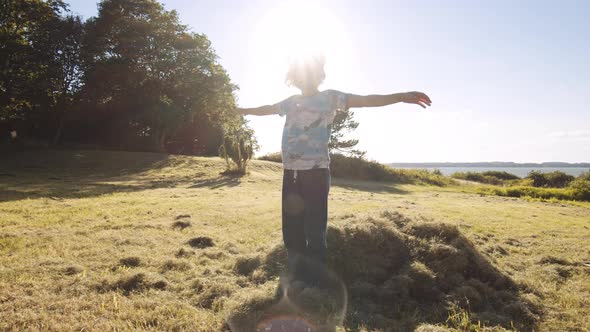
left=252, top=1, right=349, bottom=79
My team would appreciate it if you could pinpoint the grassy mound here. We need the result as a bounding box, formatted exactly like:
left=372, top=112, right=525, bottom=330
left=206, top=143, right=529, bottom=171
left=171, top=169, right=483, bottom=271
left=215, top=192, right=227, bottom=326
left=223, top=211, right=541, bottom=331
left=258, top=152, right=453, bottom=186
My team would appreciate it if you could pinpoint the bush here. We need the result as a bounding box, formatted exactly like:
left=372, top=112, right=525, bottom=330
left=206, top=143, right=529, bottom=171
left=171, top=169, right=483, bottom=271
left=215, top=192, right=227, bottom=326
left=575, top=170, right=590, bottom=182
left=568, top=173, right=590, bottom=201
left=219, top=126, right=258, bottom=175
left=480, top=170, right=520, bottom=180
left=452, top=172, right=500, bottom=185
left=526, top=170, right=574, bottom=188
left=450, top=171, right=519, bottom=185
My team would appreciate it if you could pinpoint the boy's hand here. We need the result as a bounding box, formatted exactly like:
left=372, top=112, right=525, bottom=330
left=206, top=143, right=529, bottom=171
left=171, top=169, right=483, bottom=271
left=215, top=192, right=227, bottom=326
left=402, top=91, right=432, bottom=109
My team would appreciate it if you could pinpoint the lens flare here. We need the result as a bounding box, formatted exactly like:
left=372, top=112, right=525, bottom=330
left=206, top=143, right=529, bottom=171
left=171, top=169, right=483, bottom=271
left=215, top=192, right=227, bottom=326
left=227, top=256, right=348, bottom=332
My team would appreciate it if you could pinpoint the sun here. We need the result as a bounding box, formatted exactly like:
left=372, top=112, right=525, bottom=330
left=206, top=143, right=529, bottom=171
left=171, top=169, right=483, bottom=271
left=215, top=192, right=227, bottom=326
left=252, top=1, right=349, bottom=77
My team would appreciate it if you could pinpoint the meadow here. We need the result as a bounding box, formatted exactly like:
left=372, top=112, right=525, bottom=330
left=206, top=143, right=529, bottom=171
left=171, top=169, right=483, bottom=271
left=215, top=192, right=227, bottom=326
left=1, top=150, right=589, bottom=331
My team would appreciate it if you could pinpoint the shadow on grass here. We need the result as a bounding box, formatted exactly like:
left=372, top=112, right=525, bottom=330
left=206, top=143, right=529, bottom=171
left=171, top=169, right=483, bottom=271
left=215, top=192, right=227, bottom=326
left=189, top=176, right=242, bottom=189
left=225, top=211, right=541, bottom=332
left=0, top=179, right=179, bottom=202
left=331, top=177, right=409, bottom=194
left=1, top=149, right=172, bottom=177
left=0, top=149, right=245, bottom=202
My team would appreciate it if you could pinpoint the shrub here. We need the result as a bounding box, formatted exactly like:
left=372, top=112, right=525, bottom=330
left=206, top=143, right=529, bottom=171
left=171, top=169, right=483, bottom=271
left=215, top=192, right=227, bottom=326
left=219, top=126, right=258, bottom=175
left=451, top=172, right=512, bottom=185
left=576, top=170, right=590, bottom=182
left=481, top=170, right=520, bottom=180
left=452, top=170, right=520, bottom=185
left=526, top=170, right=574, bottom=188
left=568, top=174, right=590, bottom=201
left=452, top=172, right=498, bottom=185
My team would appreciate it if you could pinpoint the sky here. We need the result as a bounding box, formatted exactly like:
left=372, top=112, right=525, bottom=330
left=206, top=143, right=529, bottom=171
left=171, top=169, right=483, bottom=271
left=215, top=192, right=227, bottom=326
left=66, top=0, right=590, bottom=163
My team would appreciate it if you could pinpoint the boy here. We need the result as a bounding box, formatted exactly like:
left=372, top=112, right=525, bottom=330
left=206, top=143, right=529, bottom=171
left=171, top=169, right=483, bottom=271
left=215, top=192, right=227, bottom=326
left=237, top=55, right=431, bottom=288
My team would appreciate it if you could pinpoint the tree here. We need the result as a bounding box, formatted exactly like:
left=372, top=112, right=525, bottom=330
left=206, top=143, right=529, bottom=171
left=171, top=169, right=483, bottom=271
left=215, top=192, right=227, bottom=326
left=0, top=0, right=68, bottom=130
left=0, top=0, right=255, bottom=166
left=44, top=14, right=84, bottom=144
left=82, top=0, right=245, bottom=153
left=329, top=108, right=365, bottom=158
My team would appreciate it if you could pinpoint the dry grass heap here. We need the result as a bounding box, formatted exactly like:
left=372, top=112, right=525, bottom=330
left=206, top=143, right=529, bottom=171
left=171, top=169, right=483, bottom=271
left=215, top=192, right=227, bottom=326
left=223, top=211, right=541, bottom=332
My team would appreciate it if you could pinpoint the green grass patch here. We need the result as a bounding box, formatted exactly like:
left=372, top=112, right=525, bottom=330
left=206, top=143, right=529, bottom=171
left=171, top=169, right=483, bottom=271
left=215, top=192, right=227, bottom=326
left=478, top=185, right=590, bottom=202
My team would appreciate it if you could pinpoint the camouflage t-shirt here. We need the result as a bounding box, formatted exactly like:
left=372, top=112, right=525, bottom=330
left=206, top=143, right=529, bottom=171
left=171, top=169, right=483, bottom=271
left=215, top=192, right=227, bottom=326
left=277, top=90, right=349, bottom=170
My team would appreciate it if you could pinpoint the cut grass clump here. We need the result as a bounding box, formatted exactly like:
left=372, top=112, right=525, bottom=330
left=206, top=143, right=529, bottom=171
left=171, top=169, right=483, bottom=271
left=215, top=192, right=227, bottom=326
left=200, top=249, right=227, bottom=260
left=188, top=236, right=214, bottom=249
left=161, top=259, right=193, bottom=272
left=196, top=282, right=235, bottom=310
left=98, top=272, right=168, bottom=295
left=380, top=209, right=411, bottom=227
left=227, top=210, right=541, bottom=331
left=224, top=284, right=281, bottom=332
left=172, top=220, right=191, bottom=230
left=63, top=265, right=83, bottom=275
left=119, top=256, right=141, bottom=267
left=538, top=256, right=572, bottom=266
left=175, top=248, right=194, bottom=258
left=233, top=255, right=261, bottom=276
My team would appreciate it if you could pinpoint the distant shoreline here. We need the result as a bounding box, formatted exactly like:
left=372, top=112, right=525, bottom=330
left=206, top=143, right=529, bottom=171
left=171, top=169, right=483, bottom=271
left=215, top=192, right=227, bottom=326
left=387, top=162, right=590, bottom=168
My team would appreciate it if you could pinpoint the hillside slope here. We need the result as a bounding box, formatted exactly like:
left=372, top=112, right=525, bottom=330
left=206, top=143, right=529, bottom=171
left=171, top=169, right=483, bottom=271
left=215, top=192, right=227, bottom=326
left=1, top=150, right=589, bottom=331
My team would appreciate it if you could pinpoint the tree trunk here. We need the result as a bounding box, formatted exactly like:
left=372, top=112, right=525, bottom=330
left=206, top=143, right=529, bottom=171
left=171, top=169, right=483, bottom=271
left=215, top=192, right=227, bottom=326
left=52, top=115, right=65, bottom=146
left=155, top=129, right=167, bottom=153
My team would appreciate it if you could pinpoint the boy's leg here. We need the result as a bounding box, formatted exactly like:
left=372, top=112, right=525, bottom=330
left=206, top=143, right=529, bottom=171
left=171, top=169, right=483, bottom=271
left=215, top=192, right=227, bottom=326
left=301, top=168, right=330, bottom=285
left=281, top=169, right=306, bottom=279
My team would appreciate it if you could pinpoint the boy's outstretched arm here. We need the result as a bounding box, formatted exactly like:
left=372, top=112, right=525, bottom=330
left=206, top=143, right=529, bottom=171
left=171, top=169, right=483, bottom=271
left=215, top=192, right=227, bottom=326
left=347, top=91, right=432, bottom=109
left=236, top=104, right=280, bottom=116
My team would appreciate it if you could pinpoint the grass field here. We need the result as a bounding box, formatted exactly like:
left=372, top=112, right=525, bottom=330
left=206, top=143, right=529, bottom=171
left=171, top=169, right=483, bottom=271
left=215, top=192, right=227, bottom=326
left=1, top=150, right=589, bottom=331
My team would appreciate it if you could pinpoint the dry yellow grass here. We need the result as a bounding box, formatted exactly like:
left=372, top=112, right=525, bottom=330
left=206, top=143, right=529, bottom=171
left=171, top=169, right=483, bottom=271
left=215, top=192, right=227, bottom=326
left=0, top=150, right=589, bottom=331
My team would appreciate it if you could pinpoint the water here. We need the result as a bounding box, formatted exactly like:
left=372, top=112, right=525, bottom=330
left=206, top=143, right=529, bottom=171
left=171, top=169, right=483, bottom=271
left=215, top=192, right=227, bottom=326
left=393, top=167, right=589, bottom=178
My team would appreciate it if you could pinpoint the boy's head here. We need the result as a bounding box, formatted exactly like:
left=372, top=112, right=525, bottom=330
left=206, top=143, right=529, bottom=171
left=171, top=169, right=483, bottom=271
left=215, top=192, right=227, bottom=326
left=285, top=53, right=326, bottom=91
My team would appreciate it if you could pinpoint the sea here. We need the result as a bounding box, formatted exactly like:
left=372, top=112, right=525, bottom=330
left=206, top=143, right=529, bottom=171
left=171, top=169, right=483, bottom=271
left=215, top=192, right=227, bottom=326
left=393, top=167, right=589, bottom=178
